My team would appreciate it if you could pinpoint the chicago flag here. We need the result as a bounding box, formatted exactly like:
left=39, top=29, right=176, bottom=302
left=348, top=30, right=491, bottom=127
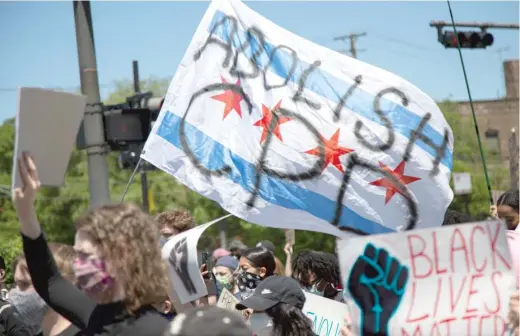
left=142, top=0, right=454, bottom=237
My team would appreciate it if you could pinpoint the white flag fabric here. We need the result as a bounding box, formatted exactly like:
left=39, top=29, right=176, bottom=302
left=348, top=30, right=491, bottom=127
left=142, top=0, right=454, bottom=237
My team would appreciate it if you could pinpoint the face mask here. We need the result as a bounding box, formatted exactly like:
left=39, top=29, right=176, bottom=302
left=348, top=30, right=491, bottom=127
left=236, top=270, right=262, bottom=300
left=249, top=312, right=273, bottom=336
left=215, top=274, right=233, bottom=291
left=308, top=284, right=325, bottom=297
left=162, top=311, right=176, bottom=321
left=9, top=288, right=48, bottom=334
left=73, top=257, right=115, bottom=296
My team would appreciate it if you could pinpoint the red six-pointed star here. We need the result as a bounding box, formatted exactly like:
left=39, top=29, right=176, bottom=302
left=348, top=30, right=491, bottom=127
left=305, top=128, right=354, bottom=174
left=253, top=100, right=292, bottom=143
left=370, top=160, right=421, bottom=204
left=210, top=76, right=243, bottom=120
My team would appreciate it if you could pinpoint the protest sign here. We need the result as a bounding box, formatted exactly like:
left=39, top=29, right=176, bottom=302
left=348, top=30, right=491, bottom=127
left=216, top=288, right=242, bottom=315
left=12, top=88, right=86, bottom=190
left=142, top=0, right=454, bottom=238
left=303, top=292, right=350, bottom=336
left=162, top=214, right=231, bottom=304
left=337, top=220, right=516, bottom=336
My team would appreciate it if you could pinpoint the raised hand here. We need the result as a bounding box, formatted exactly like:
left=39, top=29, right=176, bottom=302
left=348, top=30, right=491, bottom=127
left=12, top=151, right=42, bottom=239
left=347, top=243, right=408, bottom=336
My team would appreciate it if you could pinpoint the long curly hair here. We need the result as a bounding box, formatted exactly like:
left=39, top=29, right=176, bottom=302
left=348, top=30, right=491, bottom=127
left=266, top=303, right=315, bottom=336
left=75, top=203, right=168, bottom=314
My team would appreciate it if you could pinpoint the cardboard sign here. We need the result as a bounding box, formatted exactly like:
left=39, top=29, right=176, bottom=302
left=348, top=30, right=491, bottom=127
left=12, top=88, right=86, bottom=190
left=285, top=229, right=296, bottom=245
left=303, top=292, right=350, bottom=336
left=162, top=215, right=231, bottom=304
left=217, top=288, right=241, bottom=315
left=337, top=221, right=516, bottom=336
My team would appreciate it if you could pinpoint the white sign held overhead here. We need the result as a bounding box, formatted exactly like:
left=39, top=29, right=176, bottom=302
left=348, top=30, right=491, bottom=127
left=12, top=88, right=87, bottom=191
left=161, top=214, right=231, bottom=304
left=337, top=220, right=516, bottom=336
left=453, top=172, right=472, bottom=195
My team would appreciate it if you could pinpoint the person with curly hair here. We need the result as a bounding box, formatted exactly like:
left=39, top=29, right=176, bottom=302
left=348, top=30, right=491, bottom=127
left=12, top=152, right=170, bottom=335
left=292, top=250, right=342, bottom=301
left=155, top=210, right=196, bottom=246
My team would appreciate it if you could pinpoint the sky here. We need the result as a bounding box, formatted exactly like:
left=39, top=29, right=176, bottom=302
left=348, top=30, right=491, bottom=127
left=0, top=1, right=518, bottom=123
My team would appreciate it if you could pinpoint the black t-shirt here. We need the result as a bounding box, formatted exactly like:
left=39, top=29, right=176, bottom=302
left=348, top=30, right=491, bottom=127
left=21, top=233, right=170, bottom=336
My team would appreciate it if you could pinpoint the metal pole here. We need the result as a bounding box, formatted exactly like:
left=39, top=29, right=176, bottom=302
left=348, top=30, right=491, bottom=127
left=132, top=60, right=150, bottom=213
left=73, top=1, right=111, bottom=207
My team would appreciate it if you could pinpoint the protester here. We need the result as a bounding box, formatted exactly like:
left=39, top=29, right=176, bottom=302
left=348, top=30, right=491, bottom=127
left=163, top=305, right=251, bottom=336
left=13, top=152, right=170, bottom=335
left=2, top=243, right=81, bottom=336
left=236, top=275, right=314, bottom=336
left=292, top=249, right=343, bottom=301
left=496, top=189, right=519, bottom=230
left=155, top=210, right=196, bottom=246
left=228, top=240, right=247, bottom=259
left=213, top=256, right=240, bottom=299
left=236, top=247, right=275, bottom=300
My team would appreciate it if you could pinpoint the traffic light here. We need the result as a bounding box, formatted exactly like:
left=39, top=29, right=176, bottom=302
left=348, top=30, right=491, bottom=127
left=103, top=108, right=151, bottom=150
left=441, top=30, right=494, bottom=49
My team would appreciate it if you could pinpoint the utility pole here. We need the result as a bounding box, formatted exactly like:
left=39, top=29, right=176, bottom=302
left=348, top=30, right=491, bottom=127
left=132, top=60, right=150, bottom=213
left=73, top=1, right=111, bottom=207
left=334, top=32, right=367, bottom=59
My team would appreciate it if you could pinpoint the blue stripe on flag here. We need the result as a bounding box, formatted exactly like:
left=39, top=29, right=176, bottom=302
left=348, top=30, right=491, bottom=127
left=205, top=11, right=453, bottom=169
left=157, top=111, right=394, bottom=235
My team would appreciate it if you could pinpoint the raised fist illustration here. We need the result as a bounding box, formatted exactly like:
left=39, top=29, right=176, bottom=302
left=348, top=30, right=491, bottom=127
left=169, top=237, right=197, bottom=294
left=347, top=243, right=409, bottom=336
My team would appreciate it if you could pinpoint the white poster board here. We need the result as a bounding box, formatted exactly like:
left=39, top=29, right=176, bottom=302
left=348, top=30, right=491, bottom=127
left=162, top=214, right=231, bottom=304
left=337, top=221, right=516, bottom=336
left=303, top=292, right=350, bottom=336
left=12, top=88, right=86, bottom=190
left=453, top=172, right=472, bottom=195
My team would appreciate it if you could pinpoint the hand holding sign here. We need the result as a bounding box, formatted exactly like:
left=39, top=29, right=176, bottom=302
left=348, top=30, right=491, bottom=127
left=347, top=243, right=408, bottom=336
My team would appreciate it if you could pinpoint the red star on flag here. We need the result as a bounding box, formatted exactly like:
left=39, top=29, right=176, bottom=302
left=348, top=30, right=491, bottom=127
left=305, top=129, right=354, bottom=174
left=253, top=100, right=292, bottom=143
left=370, top=160, right=421, bottom=204
left=210, top=76, right=243, bottom=120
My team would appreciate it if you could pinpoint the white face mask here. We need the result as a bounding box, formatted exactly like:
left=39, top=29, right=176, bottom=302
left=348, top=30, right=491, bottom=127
left=249, top=312, right=273, bottom=336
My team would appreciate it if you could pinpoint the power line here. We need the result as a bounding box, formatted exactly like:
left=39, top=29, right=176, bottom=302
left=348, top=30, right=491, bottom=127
left=334, top=32, right=367, bottom=59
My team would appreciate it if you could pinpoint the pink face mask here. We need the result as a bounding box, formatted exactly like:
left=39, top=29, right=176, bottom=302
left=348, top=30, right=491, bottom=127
left=73, top=257, right=115, bottom=295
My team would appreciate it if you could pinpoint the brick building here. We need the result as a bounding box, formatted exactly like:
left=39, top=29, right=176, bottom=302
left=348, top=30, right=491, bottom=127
left=455, top=59, right=519, bottom=168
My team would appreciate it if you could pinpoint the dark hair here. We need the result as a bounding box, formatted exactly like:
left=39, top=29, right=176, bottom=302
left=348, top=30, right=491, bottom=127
left=292, top=250, right=341, bottom=293
left=0, top=256, right=5, bottom=270
left=497, top=189, right=519, bottom=212
left=241, top=247, right=276, bottom=277
left=266, top=303, right=315, bottom=336
left=442, top=210, right=474, bottom=226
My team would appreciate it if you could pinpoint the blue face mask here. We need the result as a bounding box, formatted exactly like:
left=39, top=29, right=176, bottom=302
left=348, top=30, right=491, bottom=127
left=308, top=284, right=324, bottom=297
